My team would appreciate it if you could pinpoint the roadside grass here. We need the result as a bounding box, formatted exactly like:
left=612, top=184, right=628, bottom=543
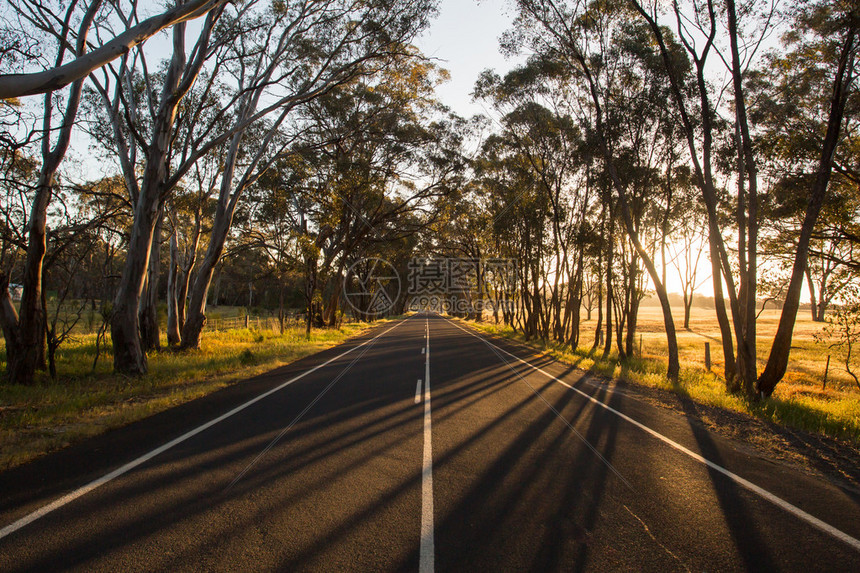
left=0, top=320, right=380, bottom=470
left=459, top=307, right=860, bottom=444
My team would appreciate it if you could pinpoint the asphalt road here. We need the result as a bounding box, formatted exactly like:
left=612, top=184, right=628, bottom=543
left=1, top=314, right=859, bottom=571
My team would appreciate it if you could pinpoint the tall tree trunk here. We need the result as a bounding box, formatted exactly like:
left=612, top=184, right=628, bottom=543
left=139, top=208, right=164, bottom=352
left=591, top=210, right=605, bottom=353
left=278, top=283, right=285, bottom=334
left=111, top=185, right=163, bottom=374
left=683, top=291, right=693, bottom=331
left=632, top=0, right=735, bottom=385
left=712, top=251, right=738, bottom=390
left=603, top=213, right=613, bottom=360
left=304, top=254, right=318, bottom=338
left=3, top=0, right=99, bottom=383
left=8, top=177, right=52, bottom=384
left=111, top=22, right=193, bottom=374
left=180, top=121, right=243, bottom=349
left=758, top=24, right=856, bottom=397
left=177, top=265, right=191, bottom=329
left=568, top=38, right=680, bottom=379
left=625, top=254, right=639, bottom=357
left=166, top=232, right=181, bottom=346
left=805, top=266, right=819, bottom=322
left=180, top=214, right=231, bottom=348
left=727, top=0, right=760, bottom=397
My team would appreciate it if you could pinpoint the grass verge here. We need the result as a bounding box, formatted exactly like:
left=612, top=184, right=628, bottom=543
left=458, top=318, right=860, bottom=445
left=0, top=321, right=382, bottom=470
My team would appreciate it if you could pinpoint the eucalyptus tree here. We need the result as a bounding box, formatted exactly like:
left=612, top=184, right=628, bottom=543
left=431, top=180, right=497, bottom=321
left=622, top=0, right=739, bottom=388
left=81, top=0, right=437, bottom=367
left=505, top=0, right=681, bottom=379
left=627, top=0, right=857, bottom=396
left=752, top=1, right=860, bottom=325
left=601, top=20, right=688, bottom=357
left=239, top=153, right=308, bottom=332
left=275, top=54, right=463, bottom=335
left=0, top=0, right=233, bottom=381
left=475, top=131, right=552, bottom=339
left=0, top=0, right=233, bottom=99
left=165, top=157, right=220, bottom=345
left=0, top=0, right=106, bottom=383
left=746, top=0, right=857, bottom=396
left=478, top=103, right=593, bottom=341
left=759, top=177, right=858, bottom=323
left=475, top=62, right=591, bottom=344
left=84, top=2, right=231, bottom=372
left=178, top=0, right=441, bottom=349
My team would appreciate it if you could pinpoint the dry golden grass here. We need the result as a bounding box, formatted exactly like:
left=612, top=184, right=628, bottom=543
left=466, top=305, right=860, bottom=443
left=0, top=321, right=381, bottom=470
left=629, top=306, right=858, bottom=394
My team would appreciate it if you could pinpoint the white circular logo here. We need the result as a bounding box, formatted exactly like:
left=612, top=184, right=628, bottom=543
left=343, top=258, right=401, bottom=317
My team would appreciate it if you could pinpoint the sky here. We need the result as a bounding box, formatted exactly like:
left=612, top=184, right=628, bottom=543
left=414, top=0, right=521, bottom=119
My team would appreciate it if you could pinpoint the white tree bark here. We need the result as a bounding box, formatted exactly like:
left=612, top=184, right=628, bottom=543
left=0, top=0, right=230, bottom=99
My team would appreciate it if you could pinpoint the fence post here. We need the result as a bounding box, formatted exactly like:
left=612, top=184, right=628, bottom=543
left=639, top=334, right=643, bottom=356
left=823, top=355, right=831, bottom=390
left=705, top=342, right=711, bottom=371
left=245, top=315, right=249, bottom=328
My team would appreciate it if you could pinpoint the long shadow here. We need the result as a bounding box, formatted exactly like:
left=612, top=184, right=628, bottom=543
left=686, top=328, right=722, bottom=344
left=1, top=319, right=536, bottom=571
left=1, top=317, right=639, bottom=572
left=676, top=395, right=777, bottom=571
left=475, top=328, right=591, bottom=372
left=271, top=377, right=562, bottom=570
left=5, top=389, right=426, bottom=571
left=0, top=324, right=433, bottom=569
left=570, top=383, right=625, bottom=572
left=407, top=319, right=630, bottom=569
left=419, top=372, right=627, bottom=572
left=0, top=319, right=413, bottom=514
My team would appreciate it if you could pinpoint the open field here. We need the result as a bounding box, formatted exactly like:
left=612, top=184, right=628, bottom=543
left=0, top=320, right=380, bottom=470
left=466, top=306, right=860, bottom=444
left=34, top=301, right=302, bottom=336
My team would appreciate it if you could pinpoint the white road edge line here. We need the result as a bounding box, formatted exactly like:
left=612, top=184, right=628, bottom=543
left=0, top=320, right=406, bottom=542
left=447, top=319, right=860, bottom=553
left=415, top=379, right=423, bottom=404
left=419, top=317, right=435, bottom=573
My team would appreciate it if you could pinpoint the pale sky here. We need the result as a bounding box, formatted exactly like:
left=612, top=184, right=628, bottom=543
left=415, top=0, right=520, bottom=119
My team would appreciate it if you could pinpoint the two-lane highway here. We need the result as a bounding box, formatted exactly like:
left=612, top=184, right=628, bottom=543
left=1, top=314, right=859, bottom=571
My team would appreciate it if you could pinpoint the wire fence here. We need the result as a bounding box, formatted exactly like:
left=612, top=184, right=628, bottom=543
left=203, top=313, right=306, bottom=332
